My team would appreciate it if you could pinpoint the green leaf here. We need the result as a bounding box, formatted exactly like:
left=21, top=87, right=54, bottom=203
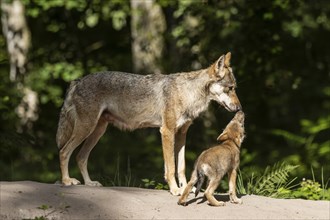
left=86, top=13, right=99, bottom=28
left=112, top=10, right=127, bottom=30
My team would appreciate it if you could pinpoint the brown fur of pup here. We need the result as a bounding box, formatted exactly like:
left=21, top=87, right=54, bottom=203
left=178, top=111, right=245, bottom=206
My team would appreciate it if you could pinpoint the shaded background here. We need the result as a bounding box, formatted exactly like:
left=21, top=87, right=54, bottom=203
left=0, top=0, right=329, bottom=188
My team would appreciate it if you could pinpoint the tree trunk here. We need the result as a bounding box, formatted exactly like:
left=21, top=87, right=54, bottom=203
left=1, top=0, right=30, bottom=81
left=130, top=0, right=165, bottom=74
left=2, top=0, right=37, bottom=131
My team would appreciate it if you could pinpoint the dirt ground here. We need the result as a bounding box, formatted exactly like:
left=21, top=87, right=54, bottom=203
left=0, top=181, right=329, bottom=219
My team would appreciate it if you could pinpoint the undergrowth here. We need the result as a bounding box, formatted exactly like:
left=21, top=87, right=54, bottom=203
left=100, top=156, right=329, bottom=201
left=237, top=162, right=330, bottom=200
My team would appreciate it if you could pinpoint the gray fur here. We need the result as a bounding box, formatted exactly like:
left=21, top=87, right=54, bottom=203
left=56, top=53, right=242, bottom=196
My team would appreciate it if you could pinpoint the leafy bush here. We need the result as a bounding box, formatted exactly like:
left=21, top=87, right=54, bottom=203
left=277, top=179, right=330, bottom=200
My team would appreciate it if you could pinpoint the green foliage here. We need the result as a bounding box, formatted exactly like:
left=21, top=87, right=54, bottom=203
left=238, top=163, right=330, bottom=200
left=277, top=179, right=330, bottom=200
left=1, top=0, right=329, bottom=196
left=26, top=62, right=84, bottom=107
left=141, top=178, right=169, bottom=190
left=271, top=116, right=330, bottom=177
left=37, top=204, right=49, bottom=210
left=292, top=179, right=323, bottom=200
left=237, top=162, right=298, bottom=197
left=22, top=0, right=129, bottom=31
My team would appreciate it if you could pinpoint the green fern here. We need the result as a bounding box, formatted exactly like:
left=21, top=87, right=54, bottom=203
left=252, top=162, right=298, bottom=197
left=238, top=162, right=298, bottom=197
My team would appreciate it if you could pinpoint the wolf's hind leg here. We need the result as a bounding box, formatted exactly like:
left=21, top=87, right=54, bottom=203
left=204, top=176, right=224, bottom=206
left=77, top=117, right=108, bottom=186
left=59, top=116, right=96, bottom=186
left=60, top=125, right=94, bottom=186
left=60, top=140, right=81, bottom=186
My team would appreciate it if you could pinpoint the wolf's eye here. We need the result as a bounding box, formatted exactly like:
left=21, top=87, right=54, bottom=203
left=224, top=86, right=234, bottom=93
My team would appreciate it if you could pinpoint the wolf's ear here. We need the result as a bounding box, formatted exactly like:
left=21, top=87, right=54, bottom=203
left=225, top=52, right=231, bottom=67
left=217, top=132, right=227, bottom=142
left=214, top=55, right=226, bottom=78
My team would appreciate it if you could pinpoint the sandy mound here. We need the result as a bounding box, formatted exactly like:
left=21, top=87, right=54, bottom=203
left=0, top=181, right=329, bottom=219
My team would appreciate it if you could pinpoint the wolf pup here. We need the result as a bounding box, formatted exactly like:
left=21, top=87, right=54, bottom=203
left=178, top=111, right=245, bottom=206
left=56, top=52, right=241, bottom=195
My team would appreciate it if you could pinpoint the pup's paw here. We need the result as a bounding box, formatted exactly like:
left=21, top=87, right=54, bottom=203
left=62, top=178, right=81, bottom=186
left=85, top=180, right=103, bottom=187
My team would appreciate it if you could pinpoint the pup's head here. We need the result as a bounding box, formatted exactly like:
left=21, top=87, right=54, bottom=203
left=208, top=52, right=242, bottom=112
left=217, top=111, right=245, bottom=147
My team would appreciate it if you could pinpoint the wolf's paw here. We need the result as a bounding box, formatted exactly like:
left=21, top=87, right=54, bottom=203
left=62, top=178, right=81, bottom=186
left=209, top=201, right=225, bottom=207
left=170, top=187, right=181, bottom=196
left=177, top=199, right=187, bottom=206
left=85, top=180, right=103, bottom=187
left=231, top=198, right=243, bottom=204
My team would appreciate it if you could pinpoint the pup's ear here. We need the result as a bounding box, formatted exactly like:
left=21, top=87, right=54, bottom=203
left=217, top=132, right=227, bottom=142
left=225, top=52, right=231, bottom=67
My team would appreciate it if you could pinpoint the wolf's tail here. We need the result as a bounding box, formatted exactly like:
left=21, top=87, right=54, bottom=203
left=194, top=170, right=205, bottom=197
left=56, top=79, right=80, bottom=149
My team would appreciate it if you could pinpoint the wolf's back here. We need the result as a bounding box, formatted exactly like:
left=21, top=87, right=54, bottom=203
left=56, top=80, right=79, bottom=149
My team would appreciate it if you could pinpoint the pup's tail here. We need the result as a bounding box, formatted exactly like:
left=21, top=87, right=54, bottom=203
left=194, top=170, right=205, bottom=197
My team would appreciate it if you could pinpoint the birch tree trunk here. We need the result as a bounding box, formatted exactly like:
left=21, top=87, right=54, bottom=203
left=1, top=0, right=30, bottom=81
left=130, top=0, right=165, bottom=74
left=1, top=0, right=37, bottom=131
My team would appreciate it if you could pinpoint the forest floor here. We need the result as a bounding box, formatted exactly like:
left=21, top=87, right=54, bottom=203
left=0, top=181, right=329, bottom=219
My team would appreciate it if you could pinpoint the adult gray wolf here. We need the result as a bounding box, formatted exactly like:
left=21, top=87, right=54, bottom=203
left=56, top=52, right=241, bottom=195
left=178, top=110, right=245, bottom=205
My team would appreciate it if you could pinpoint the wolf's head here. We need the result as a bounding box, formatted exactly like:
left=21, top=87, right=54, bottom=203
left=207, top=52, right=242, bottom=112
left=217, top=110, right=245, bottom=147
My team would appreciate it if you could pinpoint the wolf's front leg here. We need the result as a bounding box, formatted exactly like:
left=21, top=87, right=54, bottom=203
left=175, top=122, right=191, bottom=194
left=160, top=126, right=180, bottom=195
left=176, top=144, right=187, bottom=189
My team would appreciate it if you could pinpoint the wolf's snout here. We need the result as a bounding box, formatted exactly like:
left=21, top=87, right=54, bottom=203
left=230, top=103, right=242, bottom=112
